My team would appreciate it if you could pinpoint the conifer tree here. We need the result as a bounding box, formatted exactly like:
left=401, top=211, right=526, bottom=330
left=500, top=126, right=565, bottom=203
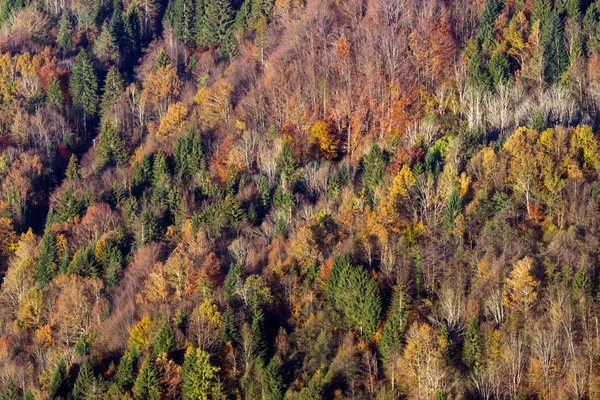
left=462, top=318, right=482, bottom=371
left=572, top=267, right=592, bottom=301
left=542, top=12, right=569, bottom=83
left=261, top=357, right=283, bottom=400
left=133, top=357, right=160, bottom=400
left=65, top=154, right=81, bottom=182
left=276, top=142, right=297, bottom=186
left=443, top=188, right=462, bottom=233
left=56, top=11, right=73, bottom=52
left=73, top=360, right=96, bottom=400
left=110, top=0, right=129, bottom=53
left=477, top=0, right=499, bottom=48
left=100, top=66, right=125, bottom=118
left=69, top=51, right=99, bottom=118
left=0, top=377, right=20, bottom=400
left=566, top=0, right=581, bottom=19
left=175, top=0, right=196, bottom=45
left=36, top=211, right=56, bottom=287
left=96, top=121, right=127, bottom=170
left=48, top=359, right=68, bottom=399
left=378, top=285, right=411, bottom=363
left=203, top=0, right=234, bottom=46
left=362, top=144, right=387, bottom=188
left=532, top=0, right=552, bottom=26
left=47, top=76, right=63, bottom=107
left=488, top=51, right=510, bottom=88
left=116, top=351, right=136, bottom=391
left=152, top=323, right=174, bottom=357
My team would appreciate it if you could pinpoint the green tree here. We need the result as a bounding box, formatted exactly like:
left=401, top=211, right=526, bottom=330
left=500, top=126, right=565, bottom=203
left=532, top=0, right=552, bottom=26
left=566, top=0, right=581, bottom=19
left=572, top=267, right=592, bottom=301
left=542, top=12, right=569, bottom=83
left=276, top=142, right=297, bottom=186
left=48, top=359, right=68, bottom=399
left=488, top=51, right=510, bottom=88
left=261, top=357, right=283, bottom=400
left=477, top=0, right=500, bottom=48
left=69, top=51, right=99, bottom=118
left=443, top=188, right=462, bottom=233
left=116, top=350, right=137, bottom=391
left=378, top=285, right=411, bottom=363
left=152, top=323, right=174, bottom=357
left=462, top=318, right=482, bottom=371
left=173, top=128, right=205, bottom=179
left=47, top=76, right=64, bottom=107
left=137, top=208, right=160, bottom=246
left=203, top=0, right=234, bottom=46
left=96, top=121, right=127, bottom=170
left=467, top=52, right=491, bottom=89
left=110, top=0, right=129, bottom=53
left=181, top=346, right=225, bottom=400
left=0, top=377, right=20, bottom=400
left=73, top=360, right=96, bottom=400
left=36, top=211, right=56, bottom=287
left=65, top=154, right=81, bottom=182
left=362, top=144, right=387, bottom=188
left=57, top=11, right=73, bottom=52
left=176, top=0, right=196, bottom=45
left=133, top=357, right=160, bottom=400
left=100, top=66, right=125, bottom=118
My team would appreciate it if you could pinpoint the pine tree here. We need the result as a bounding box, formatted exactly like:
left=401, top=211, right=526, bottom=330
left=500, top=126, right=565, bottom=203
left=173, top=128, right=205, bottom=179
left=203, top=0, right=234, bottom=46
left=73, top=360, right=96, bottom=400
left=220, top=306, right=239, bottom=345
left=0, top=377, right=20, bottom=400
left=94, top=22, right=120, bottom=64
left=65, top=154, right=81, bottom=182
left=467, top=52, right=492, bottom=89
left=572, top=267, right=592, bottom=301
left=378, top=285, right=411, bottom=363
left=138, top=208, right=160, bottom=246
left=276, top=142, right=297, bottom=186
left=47, top=76, right=64, bottom=107
left=48, top=359, right=68, bottom=399
left=250, top=309, right=267, bottom=363
left=36, top=211, right=56, bottom=287
left=55, top=190, right=85, bottom=223
left=532, top=0, right=552, bottom=25
left=110, top=0, right=129, bottom=53
left=257, top=176, right=270, bottom=209
left=133, top=358, right=160, bottom=400
left=542, top=12, right=569, bottom=84
left=261, top=358, right=283, bottom=400
left=116, top=351, right=136, bottom=391
left=175, top=0, right=195, bottom=45
left=56, top=11, right=73, bottom=52
left=152, top=323, right=174, bottom=357
left=488, top=51, right=510, bottom=88
left=195, top=0, right=208, bottom=46
left=462, top=318, right=482, bottom=371
left=566, top=0, right=581, bottom=19
left=96, top=121, right=127, bottom=170
left=100, top=66, right=125, bottom=118
left=477, top=0, right=500, bottom=48
left=362, top=144, right=387, bottom=188
left=69, top=51, right=99, bottom=118
left=443, top=188, right=462, bottom=233
left=181, top=347, right=225, bottom=400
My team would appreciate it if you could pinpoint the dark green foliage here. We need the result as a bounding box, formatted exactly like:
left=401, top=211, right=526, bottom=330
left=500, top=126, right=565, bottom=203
left=57, top=11, right=73, bottom=52
left=224, top=263, right=241, bottom=299
left=462, top=318, right=482, bottom=371
left=327, top=255, right=382, bottom=338
left=276, top=142, right=297, bottom=185
left=96, top=121, right=127, bottom=170
left=0, top=377, right=20, bottom=400
left=566, top=0, right=581, bottom=19
left=48, top=359, right=68, bottom=399
left=65, top=154, right=81, bottom=182
left=467, top=52, right=491, bottom=89
left=100, top=67, right=125, bottom=118
left=532, top=0, right=552, bottom=25
left=55, top=190, right=86, bottom=223
left=134, top=357, right=160, bottom=400
left=173, top=128, right=205, bottom=179
left=257, top=176, right=270, bottom=209
left=529, top=111, right=547, bottom=132
left=477, top=0, right=500, bottom=47
left=542, top=12, right=569, bottom=84
left=151, top=151, right=170, bottom=188
left=116, top=351, right=136, bottom=391
left=444, top=188, right=462, bottom=232
left=69, top=51, right=99, bottom=118
left=273, top=186, right=293, bottom=213
left=36, top=211, right=56, bottom=287
left=261, top=358, right=284, bottom=400
left=110, top=0, right=129, bottom=53
left=220, top=306, right=239, bottom=344
left=153, top=323, right=174, bottom=357
left=378, top=285, right=411, bottom=363
left=362, top=144, right=387, bottom=188
left=488, top=52, right=510, bottom=88
left=202, top=0, right=234, bottom=47
left=137, top=208, right=161, bottom=246
left=72, top=360, right=95, bottom=400
left=74, top=331, right=93, bottom=357
left=176, top=0, right=196, bottom=45
left=572, top=267, right=592, bottom=300
left=47, top=76, right=64, bottom=107
left=67, top=246, right=97, bottom=277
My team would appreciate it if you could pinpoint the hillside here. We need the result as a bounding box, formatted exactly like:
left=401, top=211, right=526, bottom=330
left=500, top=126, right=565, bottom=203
left=1, top=0, right=600, bottom=398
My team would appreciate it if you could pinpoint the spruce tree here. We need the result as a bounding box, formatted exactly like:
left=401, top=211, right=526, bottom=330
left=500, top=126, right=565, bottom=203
left=378, top=285, right=411, bottom=363
left=100, top=66, right=125, bottom=118
left=462, top=318, right=482, bottom=371
left=443, top=188, right=462, bottom=233
left=532, top=0, right=552, bottom=25
left=176, top=0, right=195, bottom=45
left=133, top=358, right=160, bottom=400
left=261, top=358, right=283, bottom=400
left=181, top=347, right=224, bottom=400
left=47, top=76, right=63, bottom=107
left=36, top=211, right=56, bottom=287
left=152, top=323, right=174, bottom=357
left=0, top=377, right=20, bottom=400
left=116, top=352, right=135, bottom=391
left=73, top=360, right=96, bottom=400
left=276, top=142, right=297, bottom=186
left=362, top=144, right=387, bottom=188
left=48, top=359, right=68, bottom=399
left=467, top=52, right=492, bottom=89
left=488, top=51, right=510, bottom=88
left=542, top=12, right=569, bottom=84
left=477, top=0, right=500, bottom=48
left=96, top=121, right=127, bottom=170
left=203, top=0, right=234, bottom=46
left=257, top=176, right=270, bottom=209
left=566, top=0, right=581, bottom=19
left=65, top=154, right=81, bottom=182
left=56, top=11, right=73, bottom=52
left=110, top=0, right=129, bottom=53
left=572, top=267, right=592, bottom=301
left=69, top=51, right=99, bottom=118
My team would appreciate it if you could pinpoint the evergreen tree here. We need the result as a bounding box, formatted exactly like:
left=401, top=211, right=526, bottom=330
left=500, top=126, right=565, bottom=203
left=175, top=0, right=196, bottom=45
left=477, top=0, right=500, bottom=48
left=220, top=306, right=239, bottom=345
left=36, top=211, right=56, bottom=287
left=362, top=144, right=387, bottom=188
left=116, top=351, right=136, bottom=391
left=467, top=52, right=492, bottom=89
left=572, top=267, right=592, bottom=301
left=100, top=66, right=125, bottom=118
left=0, top=377, right=20, bottom=400
left=137, top=208, right=160, bottom=246
left=73, top=360, right=96, bottom=400
left=74, top=331, right=92, bottom=357
left=261, top=357, right=283, bottom=400
left=378, top=285, right=411, bottom=363
left=56, top=11, right=73, bottom=52
left=65, top=154, right=81, bottom=182
left=110, top=0, right=129, bottom=53
left=257, top=176, right=270, bottom=210
left=152, top=323, right=174, bottom=357
left=443, top=188, right=462, bottom=233
left=542, top=12, right=569, bottom=84
left=47, top=76, right=64, bottom=107
left=181, top=347, right=225, bottom=400
left=133, top=357, right=160, bottom=400
left=462, top=318, right=482, bottom=371
left=488, top=51, right=510, bottom=88
left=276, top=142, right=297, bottom=186
left=22, top=392, right=34, bottom=400
left=532, top=0, right=553, bottom=25
left=203, top=0, right=234, bottom=46
left=48, top=359, right=68, bottom=399
left=69, top=51, right=99, bottom=118
left=566, top=0, right=581, bottom=19
left=250, top=309, right=267, bottom=364
left=96, top=121, right=127, bottom=170
left=55, top=190, right=85, bottom=223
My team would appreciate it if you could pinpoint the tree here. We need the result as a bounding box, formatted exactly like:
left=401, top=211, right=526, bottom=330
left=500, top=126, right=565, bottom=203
left=116, top=350, right=138, bottom=391
left=201, top=0, right=234, bottom=46
left=276, top=142, right=297, bottom=186
left=100, top=66, right=125, bottom=118
left=0, top=377, right=20, bottom=400
left=48, top=359, right=68, bottom=399
left=152, top=322, right=174, bottom=357
left=181, top=346, right=225, bottom=400
left=73, top=360, right=97, bottom=400
left=134, top=357, right=161, bottom=400
left=47, top=75, right=64, bottom=107
left=56, top=11, right=73, bottom=52
left=477, top=0, right=500, bottom=48
left=69, top=51, right=99, bottom=118
left=362, top=144, right=387, bottom=188
left=261, top=357, right=283, bottom=400
left=462, top=318, right=482, bottom=371
left=96, top=121, right=127, bottom=170
left=36, top=212, right=56, bottom=287
left=542, top=12, right=569, bottom=84
left=503, top=257, right=539, bottom=313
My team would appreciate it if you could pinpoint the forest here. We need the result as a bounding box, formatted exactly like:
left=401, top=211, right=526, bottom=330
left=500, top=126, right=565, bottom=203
left=2, top=0, right=600, bottom=398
